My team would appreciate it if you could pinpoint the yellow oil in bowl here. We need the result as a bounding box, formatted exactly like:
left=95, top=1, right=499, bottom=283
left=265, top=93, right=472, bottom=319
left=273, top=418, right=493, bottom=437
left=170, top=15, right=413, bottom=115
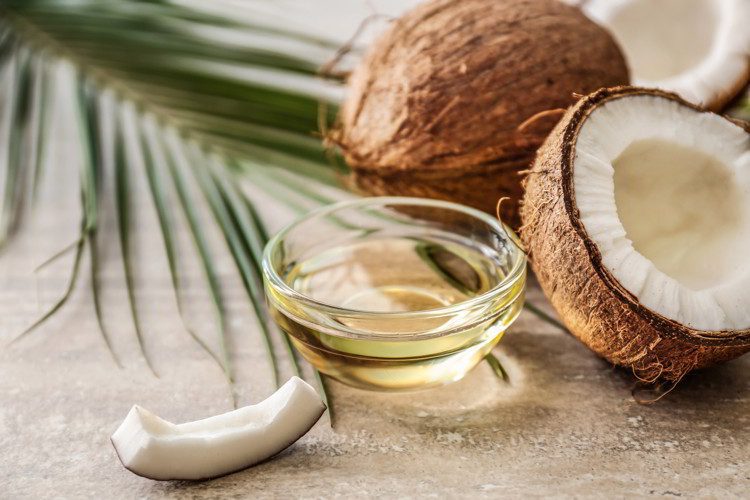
left=263, top=198, right=526, bottom=391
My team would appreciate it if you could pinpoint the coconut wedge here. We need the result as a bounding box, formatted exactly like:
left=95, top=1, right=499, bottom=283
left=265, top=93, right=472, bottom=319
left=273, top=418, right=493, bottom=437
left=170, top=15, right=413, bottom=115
left=111, top=377, right=326, bottom=481
left=521, top=86, right=750, bottom=381
left=581, top=0, right=750, bottom=110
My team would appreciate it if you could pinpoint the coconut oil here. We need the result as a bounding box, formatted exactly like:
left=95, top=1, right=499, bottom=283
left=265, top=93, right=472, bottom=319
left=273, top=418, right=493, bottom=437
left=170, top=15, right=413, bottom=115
left=267, top=234, right=525, bottom=390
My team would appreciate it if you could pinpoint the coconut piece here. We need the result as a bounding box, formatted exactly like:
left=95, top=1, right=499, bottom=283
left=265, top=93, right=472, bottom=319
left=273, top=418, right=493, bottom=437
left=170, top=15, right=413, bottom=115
left=581, top=0, right=750, bottom=110
left=111, top=377, right=326, bottom=481
left=335, top=0, right=629, bottom=228
left=520, top=86, right=750, bottom=382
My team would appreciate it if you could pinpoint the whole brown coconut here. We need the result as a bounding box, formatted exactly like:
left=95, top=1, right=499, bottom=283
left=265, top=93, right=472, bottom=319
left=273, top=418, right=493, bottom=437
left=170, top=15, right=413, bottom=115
left=520, top=86, right=750, bottom=382
left=336, top=0, right=629, bottom=228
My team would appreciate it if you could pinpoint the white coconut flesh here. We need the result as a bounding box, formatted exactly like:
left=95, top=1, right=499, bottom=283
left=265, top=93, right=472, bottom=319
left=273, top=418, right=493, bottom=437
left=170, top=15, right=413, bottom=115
left=573, top=94, right=750, bottom=332
left=111, top=377, right=325, bottom=480
left=582, top=0, right=750, bottom=108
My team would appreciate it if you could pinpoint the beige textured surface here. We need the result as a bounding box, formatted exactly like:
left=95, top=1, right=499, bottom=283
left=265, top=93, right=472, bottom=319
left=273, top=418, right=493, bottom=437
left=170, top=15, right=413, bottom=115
left=1, top=78, right=749, bottom=500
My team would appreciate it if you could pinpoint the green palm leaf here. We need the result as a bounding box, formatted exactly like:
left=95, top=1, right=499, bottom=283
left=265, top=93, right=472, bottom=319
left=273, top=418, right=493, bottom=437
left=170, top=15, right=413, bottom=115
left=0, top=0, right=568, bottom=407
left=1, top=46, right=32, bottom=248
left=0, top=0, right=348, bottom=404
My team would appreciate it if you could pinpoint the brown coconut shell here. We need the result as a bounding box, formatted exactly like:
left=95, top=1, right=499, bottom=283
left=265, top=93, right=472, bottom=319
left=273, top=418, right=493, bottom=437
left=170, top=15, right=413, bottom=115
left=335, top=0, right=630, bottom=228
left=520, top=86, right=750, bottom=382
left=711, top=65, right=750, bottom=113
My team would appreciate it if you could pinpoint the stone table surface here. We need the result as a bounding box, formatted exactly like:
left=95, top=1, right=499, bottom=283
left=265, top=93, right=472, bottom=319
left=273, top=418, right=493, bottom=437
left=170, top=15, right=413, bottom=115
left=3, top=219, right=749, bottom=500
left=1, top=43, right=749, bottom=500
left=2, top=149, right=749, bottom=500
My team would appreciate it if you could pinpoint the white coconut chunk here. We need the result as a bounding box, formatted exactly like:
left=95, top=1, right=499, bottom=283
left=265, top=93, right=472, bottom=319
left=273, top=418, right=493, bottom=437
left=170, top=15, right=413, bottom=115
left=111, top=377, right=326, bottom=481
left=582, top=0, right=750, bottom=108
left=573, top=94, right=750, bottom=331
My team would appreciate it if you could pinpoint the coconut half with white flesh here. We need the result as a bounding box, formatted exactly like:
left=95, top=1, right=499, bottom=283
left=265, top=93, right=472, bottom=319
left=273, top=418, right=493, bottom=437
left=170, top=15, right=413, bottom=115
left=111, top=377, right=326, bottom=481
left=580, top=0, right=750, bottom=110
left=521, top=86, right=750, bottom=381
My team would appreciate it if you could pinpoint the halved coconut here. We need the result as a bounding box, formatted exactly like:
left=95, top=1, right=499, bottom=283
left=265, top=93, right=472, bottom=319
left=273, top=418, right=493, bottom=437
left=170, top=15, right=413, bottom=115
left=581, top=0, right=750, bottom=110
left=521, top=86, right=750, bottom=381
left=111, top=377, right=326, bottom=480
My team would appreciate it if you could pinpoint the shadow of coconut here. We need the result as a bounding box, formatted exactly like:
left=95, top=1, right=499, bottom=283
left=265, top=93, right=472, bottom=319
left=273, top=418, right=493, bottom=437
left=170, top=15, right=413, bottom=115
left=322, top=324, right=585, bottom=434
left=617, top=357, right=749, bottom=408
left=147, top=327, right=748, bottom=495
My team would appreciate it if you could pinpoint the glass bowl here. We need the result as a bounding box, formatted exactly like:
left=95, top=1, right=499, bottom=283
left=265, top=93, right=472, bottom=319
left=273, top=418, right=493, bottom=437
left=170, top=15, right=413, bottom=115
left=262, top=197, right=526, bottom=391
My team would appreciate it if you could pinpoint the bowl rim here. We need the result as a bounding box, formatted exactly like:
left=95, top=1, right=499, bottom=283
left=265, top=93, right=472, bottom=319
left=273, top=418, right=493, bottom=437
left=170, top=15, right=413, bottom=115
left=261, top=196, right=526, bottom=331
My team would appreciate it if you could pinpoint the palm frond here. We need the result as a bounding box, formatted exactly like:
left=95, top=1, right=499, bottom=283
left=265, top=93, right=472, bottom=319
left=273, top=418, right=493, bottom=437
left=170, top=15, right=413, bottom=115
left=79, top=80, right=122, bottom=367
left=139, top=117, right=234, bottom=387
left=88, top=231, right=123, bottom=368
left=485, top=352, right=510, bottom=383
left=1, top=46, right=32, bottom=248
left=522, top=301, right=567, bottom=332
left=0, top=0, right=350, bottom=405
left=2, top=0, right=343, bottom=166
left=11, top=237, right=85, bottom=344
left=29, top=57, right=49, bottom=201
left=727, top=93, right=750, bottom=122
left=182, top=142, right=281, bottom=387
left=12, top=73, right=95, bottom=343
left=115, top=104, right=160, bottom=376
left=213, top=166, right=304, bottom=380
left=159, top=127, right=237, bottom=396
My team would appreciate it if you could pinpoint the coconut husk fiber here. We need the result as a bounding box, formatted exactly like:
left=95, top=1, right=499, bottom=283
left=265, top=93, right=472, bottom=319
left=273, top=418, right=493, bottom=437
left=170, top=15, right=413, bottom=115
left=335, top=0, right=629, bottom=228
left=520, top=86, right=750, bottom=382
